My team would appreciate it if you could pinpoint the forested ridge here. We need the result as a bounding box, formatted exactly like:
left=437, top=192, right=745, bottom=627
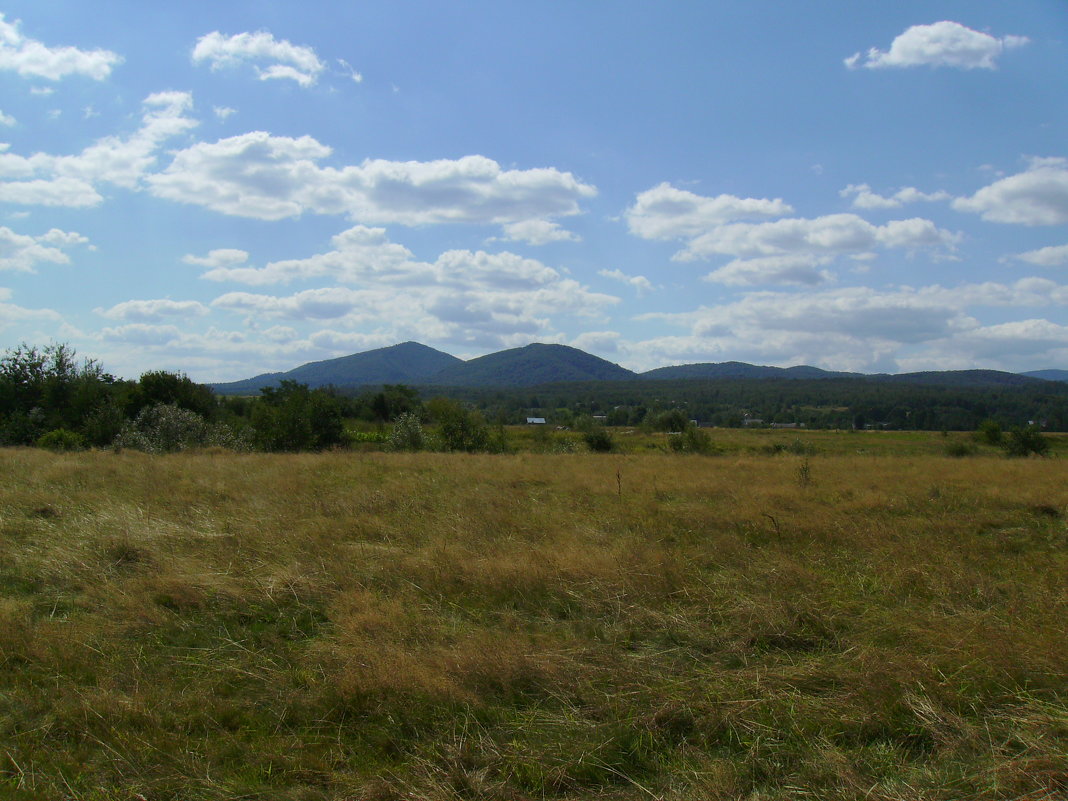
left=420, top=375, right=1068, bottom=432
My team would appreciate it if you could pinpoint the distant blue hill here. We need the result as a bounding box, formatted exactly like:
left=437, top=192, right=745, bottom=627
left=210, top=341, right=461, bottom=394
left=641, top=361, right=859, bottom=381
left=208, top=340, right=1064, bottom=394
left=1022, top=369, right=1068, bottom=382
left=870, top=369, right=1044, bottom=388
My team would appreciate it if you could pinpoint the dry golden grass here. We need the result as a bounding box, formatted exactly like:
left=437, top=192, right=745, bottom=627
left=0, top=446, right=1065, bottom=800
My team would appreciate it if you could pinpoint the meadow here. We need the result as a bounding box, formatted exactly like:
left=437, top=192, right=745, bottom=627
left=0, top=433, right=1066, bottom=800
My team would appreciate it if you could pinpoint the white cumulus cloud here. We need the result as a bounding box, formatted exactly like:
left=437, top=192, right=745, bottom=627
left=183, top=248, right=250, bottom=269
left=953, top=158, right=1068, bottom=225
left=681, top=212, right=958, bottom=263
left=100, top=324, right=183, bottom=347
left=0, top=13, right=122, bottom=81
left=0, top=225, right=88, bottom=271
left=500, top=219, right=580, bottom=245
left=1009, top=244, right=1068, bottom=268
left=704, top=254, right=836, bottom=287
left=626, top=182, right=792, bottom=240
left=96, top=299, right=210, bottom=322
left=193, top=30, right=325, bottom=87
left=629, top=277, right=1068, bottom=373
left=628, top=183, right=958, bottom=283
left=845, top=21, right=1028, bottom=70
left=0, top=177, right=101, bottom=207
left=598, top=268, right=654, bottom=296
left=38, top=228, right=89, bottom=246
left=0, top=91, right=197, bottom=207
left=212, top=286, right=376, bottom=320
left=207, top=227, right=618, bottom=350
left=840, top=183, right=950, bottom=210
left=148, top=135, right=597, bottom=234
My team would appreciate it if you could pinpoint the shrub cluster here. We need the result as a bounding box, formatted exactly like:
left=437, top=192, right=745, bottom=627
left=386, top=412, right=425, bottom=452
left=1004, top=424, right=1049, bottom=458
left=114, top=404, right=249, bottom=454
left=667, top=423, right=715, bottom=454
left=36, top=428, right=87, bottom=452
left=584, top=427, right=614, bottom=452
left=385, top=400, right=511, bottom=453
left=251, top=381, right=343, bottom=452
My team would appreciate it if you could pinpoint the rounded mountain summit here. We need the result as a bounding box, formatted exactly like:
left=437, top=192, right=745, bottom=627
left=210, top=342, right=637, bottom=393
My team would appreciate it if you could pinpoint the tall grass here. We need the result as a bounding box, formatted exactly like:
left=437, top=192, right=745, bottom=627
left=0, top=447, right=1065, bottom=799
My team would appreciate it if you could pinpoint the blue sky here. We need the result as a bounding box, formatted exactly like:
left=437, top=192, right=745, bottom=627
left=1, top=1, right=1066, bottom=380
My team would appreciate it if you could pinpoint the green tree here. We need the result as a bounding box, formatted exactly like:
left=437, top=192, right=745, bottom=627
left=1003, top=425, right=1049, bottom=458
left=975, top=419, right=1003, bottom=446
left=426, top=397, right=491, bottom=452
left=369, top=384, right=421, bottom=422
left=0, top=343, right=116, bottom=445
left=252, top=381, right=344, bottom=451
left=132, top=371, right=216, bottom=419
left=584, top=427, right=614, bottom=452
left=652, top=409, right=689, bottom=432
left=668, top=423, right=714, bottom=454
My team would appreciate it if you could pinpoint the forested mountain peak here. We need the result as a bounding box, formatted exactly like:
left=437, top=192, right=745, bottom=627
left=427, top=343, right=637, bottom=387
left=210, top=341, right=460, bottom=394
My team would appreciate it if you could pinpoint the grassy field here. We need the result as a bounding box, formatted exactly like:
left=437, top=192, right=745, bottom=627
left=1, top=440, right=1066, bottom=799
left=501, top=425, right=1068, bottom=458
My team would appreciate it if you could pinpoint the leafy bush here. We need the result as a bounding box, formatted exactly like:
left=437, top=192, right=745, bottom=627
left=529, top=425, right=575, bottom=454
left=667, top=424, right=714, bottom=454
left=975, top=419, right=1003, bottom=446
left=347, top=430, right=388, bottom=444
left=486, top=423, right=513, bottom=454
left=387, top=412, right=426, bottom=452
left=251, top=381, right=344, bottom=452
left=1003, top=425, right=1049, bottom=458
left=584, top=428, right=614, bottom=453
left=37, top=428, right=86, bottom=452
left=552, top=436, right=578, bottom=453
left=651, top=409, right=689, bottom=433
left=115, top=403, right=245, bottom=453
left=427, top=398, right=497, bottom=452
left=0, top=408, right=46, bottom=446
left=81, top=401, right=126, bottom=447
left=944, top=440, right=977, bottom=458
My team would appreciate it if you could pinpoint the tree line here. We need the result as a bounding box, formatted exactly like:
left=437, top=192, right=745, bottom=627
left=422, top=375, right=1068, bottom=432
left=0, top=344, right=509, bottom=453
left=3, top=343, right=1064, bottom=455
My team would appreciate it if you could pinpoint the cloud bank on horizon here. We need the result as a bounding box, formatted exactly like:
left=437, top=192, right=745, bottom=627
left=0, top=2, right=1066, bottom=380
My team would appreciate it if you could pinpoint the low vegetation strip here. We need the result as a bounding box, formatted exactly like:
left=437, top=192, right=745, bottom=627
left=0, top=449, right=1065, bottom=800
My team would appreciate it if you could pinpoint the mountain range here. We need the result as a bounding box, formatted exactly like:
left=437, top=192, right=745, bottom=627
left=209, top=341, right=1065, bottom=394
left=210, top=342, right=460, bottom=395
